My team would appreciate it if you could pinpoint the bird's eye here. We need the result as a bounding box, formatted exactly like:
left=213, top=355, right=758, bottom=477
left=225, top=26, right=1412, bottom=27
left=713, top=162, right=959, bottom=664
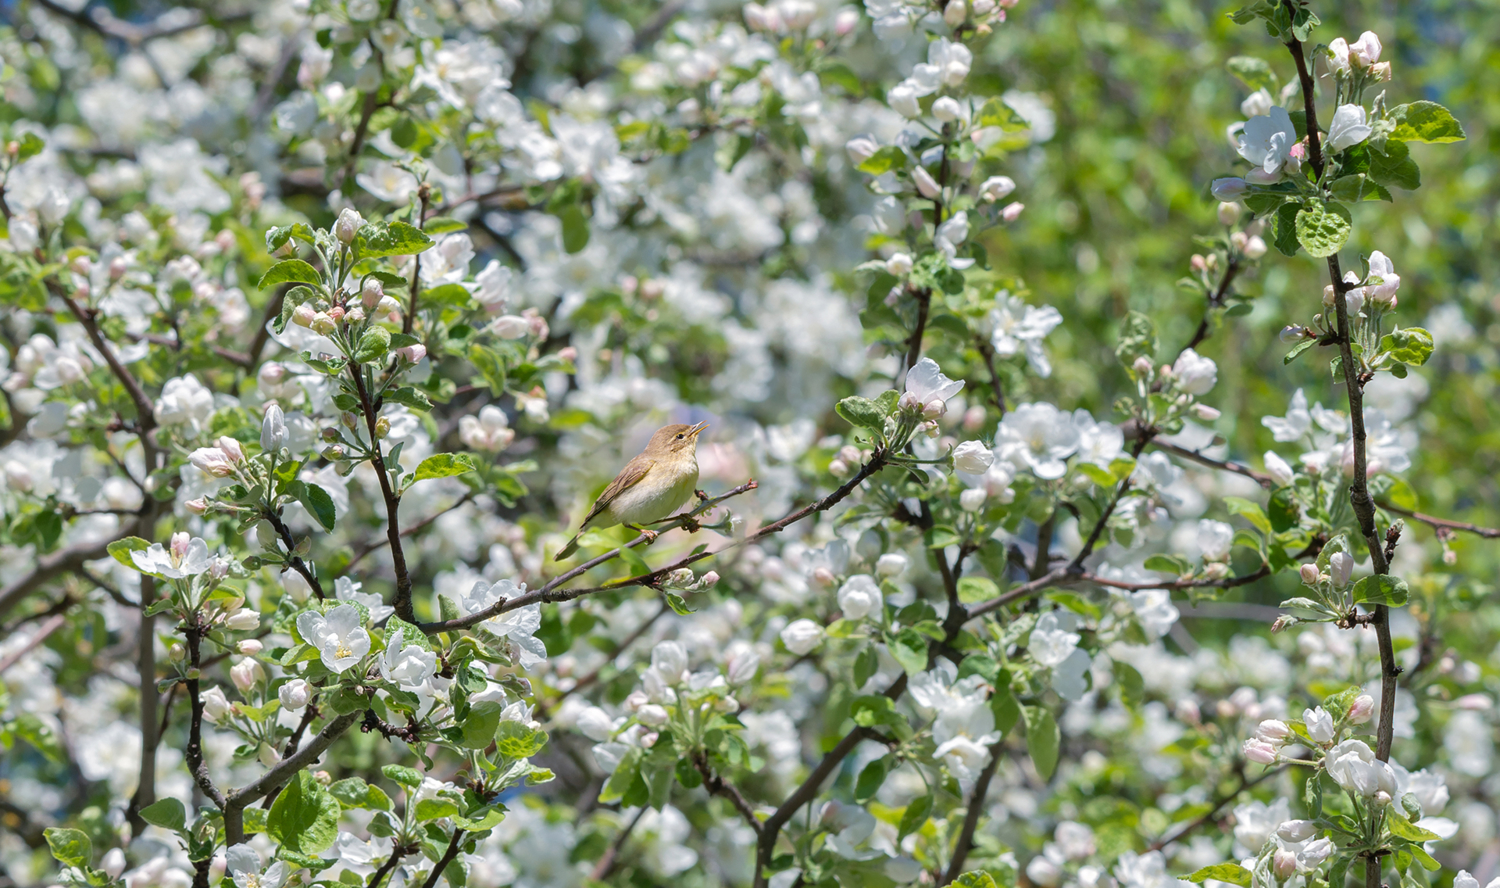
left=676, top=433, right=684, bottom=439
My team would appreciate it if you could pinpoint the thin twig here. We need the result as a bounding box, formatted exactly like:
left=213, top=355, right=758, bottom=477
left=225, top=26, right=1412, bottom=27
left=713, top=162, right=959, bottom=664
left=591, top=808, right=647, bottom=881
left=1377, top=502, right=1500, bottom=539
left=943, top=738, right=1005, bottom=882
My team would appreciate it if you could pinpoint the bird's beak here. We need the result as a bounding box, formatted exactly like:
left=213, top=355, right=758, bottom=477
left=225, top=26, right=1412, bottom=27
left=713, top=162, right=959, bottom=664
left=689, top=420, right=710, bottom=437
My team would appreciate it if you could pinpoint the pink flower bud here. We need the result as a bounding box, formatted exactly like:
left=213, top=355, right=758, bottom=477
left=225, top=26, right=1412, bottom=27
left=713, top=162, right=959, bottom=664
left=1348, top=694, right=1375, bottom=724
left=1243, top=737, right=1279, bottom=764
left=1300, top=563, right=1321, bottom=585
left=1255, top=719, right=1291, bottom=743
left=238, top=639, right=263, bottom=655
left=185, top=498, right=209, bottom=515
left=922, top=398, right=946, bottom=419
left=1273, top=849, right=1298, bottom=881
left=1001, top=201, right=1025, bottom=222
left=898, top=391, right=920, bottom=412
left=217, top=436, right=244, bottom=463
left=397, top=343, right=426, bottom=363
left=362, top=278, right=384, bottom=309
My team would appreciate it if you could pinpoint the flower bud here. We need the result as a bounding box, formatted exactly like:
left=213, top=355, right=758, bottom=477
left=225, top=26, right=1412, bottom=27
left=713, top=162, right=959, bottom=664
left=827, top=458, right=849, bottom=477
left=279, top=678, right=312, bottom=711
left=374, top=417, right=390, bottom=438
left=898, top=391, right=920, bottom=412
left=922, top=398, right=946, bottom=419
left=185, top=497, right=210, bottom=515
left=1279, top=325, right=1306, bottom=343
left=913, top=166, right=940, bottom=199
left=637, top=704, right=670, bottom=727
left=201, top=686, right=233, bottom=723
left=225, top=609, right=260, bottom=631
left=1255, top=719, right=1291, bottom=743
left=1210, top=177, right=1248, bottom=200
left=959, top=487, right=988, bottom=511
left=1300, top=563, right=1321, bottom=585
left=310, top=311, right=336, bottom=334
left=1373, top=790, right=1392, bottom=808
left=1191, top=404, right=1221, bottom=421
left=334, top=207, right=365, bottom=245
left=1272, top=849, right=1298, bottom=881
left=943, top=0, right=966, bottom=26
left=169, top=642, right=186, bottom=662
left=1348, top=694, right=1375, bottom=724
left=361, top=278, right=384, bottom=309
left=1329, top=551, right=1353, bottom=588
left=102, top=848, right=127, bottom=880
left=1001, top=201, right=1025, bottom=222
left=1244, top=236, right=1267, bottom=259
left=493, top=315, right=531, bottom=339
left=292, top=304, right=317, bottom=327
left=397, top=343, right=426, bottom=363
left=1278, top=820, right=1319, bottom=842
left=238, top=639, right=264, bottom=655
left=1217, top=201, right=1243, bottom=225
left=1132, top=355, right=1154, bottom=377
left=980, top=175, right=1016, bottom=202
left=1242, top=737, right=1279, bottom=764
left=230, top=659, right=264, bottom=693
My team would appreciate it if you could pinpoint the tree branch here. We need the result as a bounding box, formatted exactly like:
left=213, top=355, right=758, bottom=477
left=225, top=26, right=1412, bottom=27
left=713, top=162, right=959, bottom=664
left=943, top=738, right=1005, bottom=882
left=590, top=808, right=647, bottom=881
left=1377, top=501, right=1500, bottom=539
left=183, top=618, right=227, bottom=810
left=0, top=538, right=112, bottom=622
left=223, top=711, right=362, bottom=844
left=350, top=364, right=414, bottom=622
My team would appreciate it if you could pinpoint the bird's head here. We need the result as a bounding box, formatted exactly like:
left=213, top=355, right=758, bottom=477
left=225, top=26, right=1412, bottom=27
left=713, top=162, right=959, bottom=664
left=650, top=421, right=709, bottom=456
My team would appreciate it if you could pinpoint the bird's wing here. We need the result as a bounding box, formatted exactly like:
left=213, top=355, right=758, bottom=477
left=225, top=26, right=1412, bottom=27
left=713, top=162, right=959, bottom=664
left=579, top=456, right=655, bottom=528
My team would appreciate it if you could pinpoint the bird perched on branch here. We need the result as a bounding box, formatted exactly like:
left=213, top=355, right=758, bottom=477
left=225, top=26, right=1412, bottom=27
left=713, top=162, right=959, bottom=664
left=554, top=421, right=708, bottom=561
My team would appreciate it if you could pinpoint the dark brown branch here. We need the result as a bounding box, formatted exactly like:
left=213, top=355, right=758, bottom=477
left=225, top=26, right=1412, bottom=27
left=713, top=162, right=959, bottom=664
left=1377, top=502, right=1500, bottom=539
left=405, top=184, right=430, bottom=336
left=126, top=575, right=159, bottom=834
left=0, top=612, right=68, bottom=674
left=183, top=618, right=227, bottom=809
left=350, top=364, right=414, bottom=622
left=223, top=711, right=362, bottom=844
left=1183, top=256, right=1243, bottom=352
left=1148, top=438, right=1275, bottom=488
left=368, top=840, right=416, bottom=888
left=974, top=338, right=1007, bottom=416
left=418, top=828, right=466, bottom=888
left=1072, top=437, right=1152, bottom=568
left=694, top=751, right=763, bottom=836
left=419, top=479, right=765, bottom=633
left=1280, top=27, right=1396, bottom=888
left=265, top=509, right=325, bottom=600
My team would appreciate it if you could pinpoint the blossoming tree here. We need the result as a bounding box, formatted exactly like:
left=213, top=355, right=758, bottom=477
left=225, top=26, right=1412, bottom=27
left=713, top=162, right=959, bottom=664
left=0, top=1, right=1496, bottom=888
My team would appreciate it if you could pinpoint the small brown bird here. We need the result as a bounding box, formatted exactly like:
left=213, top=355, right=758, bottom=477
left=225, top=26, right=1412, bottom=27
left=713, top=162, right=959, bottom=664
left=554, top=421, right=709, bottom=561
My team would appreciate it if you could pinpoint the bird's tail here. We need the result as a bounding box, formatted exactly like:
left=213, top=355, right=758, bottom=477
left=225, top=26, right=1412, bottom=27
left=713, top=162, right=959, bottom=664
left=554, top=534, right=581, bottom=562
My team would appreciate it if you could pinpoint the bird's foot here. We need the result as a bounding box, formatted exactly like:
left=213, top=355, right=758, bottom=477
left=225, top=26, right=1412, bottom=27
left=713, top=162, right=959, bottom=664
left=635, top=527, right=659, bottom=544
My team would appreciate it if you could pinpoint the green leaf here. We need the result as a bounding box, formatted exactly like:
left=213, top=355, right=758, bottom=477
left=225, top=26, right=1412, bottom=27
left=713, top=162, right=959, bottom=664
left=268, top=771, right=341, bottom=854
left=1351, top=574, right=1409, bottom=607
left=295, top=482, right=337, bottom=532
left=386, top=386, right=434, bottom=411
left=1380, top=327, right=1434, bottom=366
left=353, top=325, right=391, bottom=363
left=854, top=756, right=889, bottom=803
left=1369, top=140, right=1421, bottom=190
left=1226, top=56, right=1276, bottom=92
left=461, top=701, right=503, bottom=749
left=257, top=259, right=323, bottom=289
left=836, top=396, right=886, bottom=433
left=1224, top=497, right=1272, bottom=534
left=140, top=797, right=187, bottom=831
left=948, top=874, right=999, bottom=888
left=897, top=793, right=933, bottom=840
left=889, top=627, right=929, bottom=676
left=1268, top=487, right=1299, bottom=533
left=850, top=695, right=906, bottom=731
left=1144, top=554, right=1191, bottom=575
left=355, top=220, right=434, bottom=258
left=423, top=283, right=474, bottom=308
left=1295, top=201, right=1351, bottom=259
left=1114, top=661, right=1144, bottom=708
left=664, top=592, right=695, bottom=616
left=1024, top=707, right=1060, bottom=780
left=1185, top=864, right=1252, bottom=887
left=381, top=764, right=423, bottom=787
left=412, top=452, right=478, bottom=482
left=422, top=216, right=468, bottom=234
left=957, top=576, right=998, bottom=604
left=44, top=828, right=92, bottom=869
left=854, top=645, right=878, bottom=687
left=991, top=683, right=1022, bottom=737
left=1273, top=201, right=1302, bottom=257
left=558, top=204, right=590, bottom=254
left=495, top=720, right=548, bottom=758
left=265, top=223, right=316, bottom=252
left=1283, top=337, right=1316, bottom=364
left=1386, top=812, right=1441, bottom=842
left=415, top=798, right=461, bottom=821
left=329, top=777, right=394, bottom=811
left=1327, top=174, right=1391, bottom=203
left=857, top=146, right=907, bottom=175
left=16, top=132, right=47, bottom=161
left=108, top=536, right=152, bottom=570
left=1387, top=101, right=1466, bottom=144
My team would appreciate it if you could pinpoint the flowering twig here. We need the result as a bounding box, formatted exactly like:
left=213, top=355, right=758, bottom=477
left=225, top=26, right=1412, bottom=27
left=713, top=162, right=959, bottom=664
left=1281, top=23, right=1400, bottom=888
left=419, top=478, right=764, bottom=633
left=350, top=364, right=415, bottom=622
left=1376, top=501, right=1500, bottom=539
left=183, top=618, right=227, bottom=810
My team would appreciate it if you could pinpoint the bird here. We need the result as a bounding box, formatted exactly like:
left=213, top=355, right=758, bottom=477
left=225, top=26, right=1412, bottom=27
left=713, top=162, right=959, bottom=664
left=554, top=421, right=709, bottom=561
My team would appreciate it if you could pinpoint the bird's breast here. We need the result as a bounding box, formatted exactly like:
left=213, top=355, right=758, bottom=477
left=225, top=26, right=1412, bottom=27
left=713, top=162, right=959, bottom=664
left=606, top=460, right=699, bottom=526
